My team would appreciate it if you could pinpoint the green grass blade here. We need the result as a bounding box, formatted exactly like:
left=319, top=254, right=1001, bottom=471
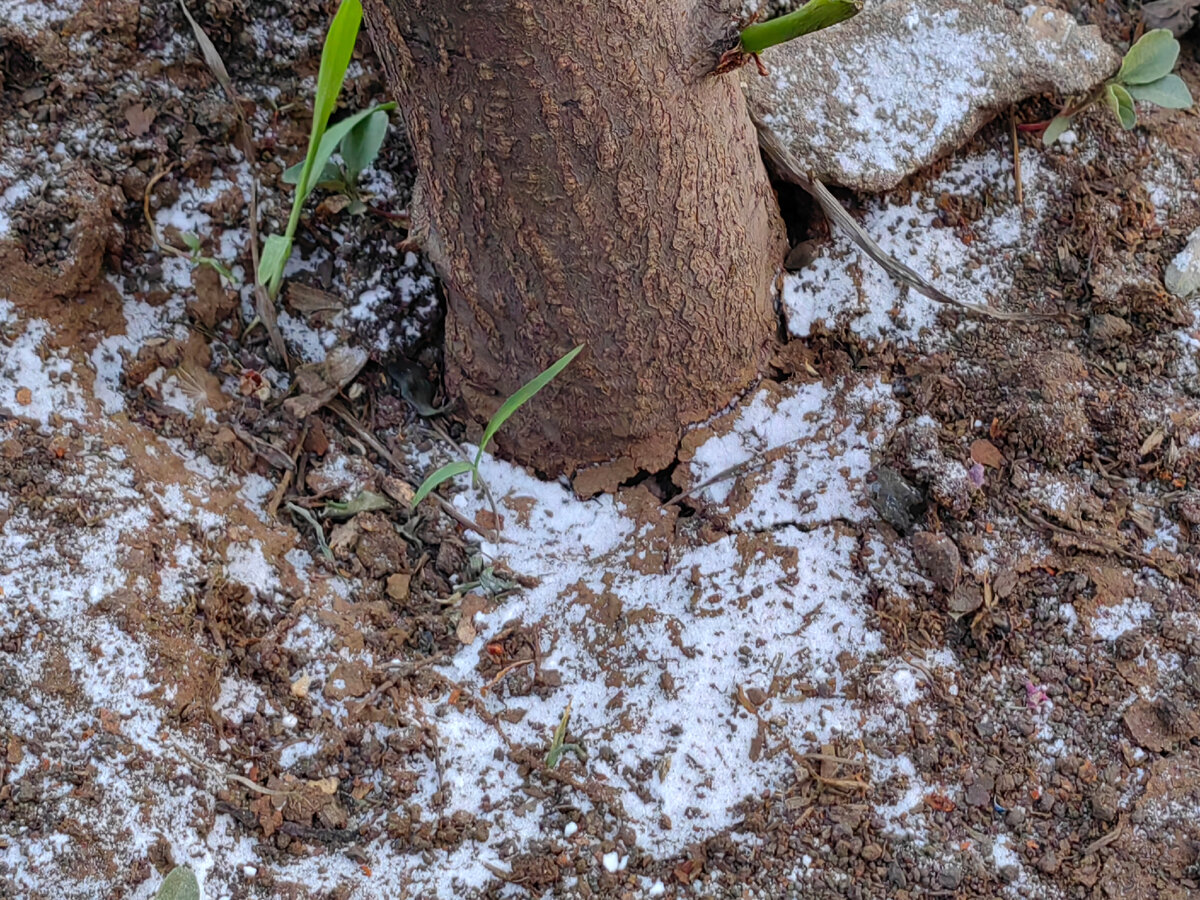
left=297, top=0, right=362, bottom=199
left=266, top=0, right=361, bottom=297
left=258, top=233, right=292, bottom=288
left=413, top=460, right=476, bottom=507
left=474, top=345, right=583, bottom=468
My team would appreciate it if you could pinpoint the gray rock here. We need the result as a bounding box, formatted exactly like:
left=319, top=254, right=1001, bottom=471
left=744, top=1, right=1118, bottom=191
left=869, top=465, right=924, bottom=532
left=1166, top=226, right=1200, bottom=298
left=939, top=862, right=963, bottom=889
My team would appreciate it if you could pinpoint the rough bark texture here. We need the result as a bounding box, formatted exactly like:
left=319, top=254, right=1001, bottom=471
left=364, top=0, right=786, bottom=491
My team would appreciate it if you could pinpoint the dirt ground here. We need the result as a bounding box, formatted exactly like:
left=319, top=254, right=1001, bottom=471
left=3, top=1, right=1200, bottom=898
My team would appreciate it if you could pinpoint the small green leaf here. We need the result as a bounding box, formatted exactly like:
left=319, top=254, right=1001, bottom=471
left=412, top=460, right=476, bottom=507
left=474, top=345, right=583, bottom=468
left=1117, top=28, right=1180, bottom=85
left=281, top=161, right=305, bottom=185
left=180, top=232, right=202, bottom=252
left=1106, top=82, right=1138, bottom=129
left=340, top=109, right=389, bottom=180
left=156, top=866, right=201, bottom=900
left=1126, top=73, right=1194, bottom=110
left=258, top=234, right=292, bottom=287
left=200, top=257, right=236, bottom=283
left=297, top=104, right=396, bottom=203
left=1041, top=114, right=1074, bottom=146
left=285, top=160, right=341, bottom=189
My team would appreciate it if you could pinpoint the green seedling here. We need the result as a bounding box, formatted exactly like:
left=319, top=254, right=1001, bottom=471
left=411, top=345, right=584, bottom=509
left=715, top=0, right=861, bottom=75
left=155, top=866, right=200, bottom=900
left=180, top=232, right=235, bottom=282
left=545, top=699, right=586, bottom=769
left=259, top=0, right=394, bottom=298
left=286, top=501, right=333, bottom=560
left=1041, top=29, right=1193, bottom=145
left=281, top=106, right=391, bottom=215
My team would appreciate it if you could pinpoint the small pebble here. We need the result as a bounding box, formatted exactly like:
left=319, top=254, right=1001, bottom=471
left=564, top=822, right=578, bottom=838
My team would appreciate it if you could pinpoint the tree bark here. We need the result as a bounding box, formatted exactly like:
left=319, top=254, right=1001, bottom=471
left=364, top=0, right=785, bottom=491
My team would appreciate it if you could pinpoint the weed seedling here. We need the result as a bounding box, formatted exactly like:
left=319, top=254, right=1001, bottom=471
left=180, top=232, right=235, bottom=282
left=714, top=0, right=861, bottom=75
left=280, top=106, right=390, bottom=215
left=545, top=699, right=586, bottom=768
left=412, top=345, right=584, bottom=510
left=258, top=0, right=395, bottom=297
left=1040, top=29, right=1193, bottom=145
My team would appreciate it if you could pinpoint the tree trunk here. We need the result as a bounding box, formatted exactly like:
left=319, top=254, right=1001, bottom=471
left=363, top=0, right=785, bottom=491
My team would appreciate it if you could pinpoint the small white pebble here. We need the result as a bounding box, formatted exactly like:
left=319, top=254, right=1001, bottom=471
left=602, top=851, right=620, bottom=873
left=563, top=822, right=578, bottom=837
left=242, top=866, right=257, bottom=877
left=618, top=854, right=629, bottom=871
left=282, top=713, right=298, bottom=729
left=649, top=881, right=665, bottom=897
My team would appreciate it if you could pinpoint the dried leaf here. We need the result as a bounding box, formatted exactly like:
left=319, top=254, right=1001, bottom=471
left=177, top=0, right=232, bottom=92
left=386, top=572, right=411, bottom=601
left=125, top=103, right=156, bottom=136
left=231, top=422, right=295, bottom=471
left=287, top=282, right=345, bottom=314
left=1140, top=428, right=1165, bottom=457
left=380, top=475, right=415, bottom=506
left=457, top=593, right=488, bottom=644
left=310, top=776, right=339, bottom=795
left=284, top=346, right=368, bottom=419
left=1142, top=0, right=1200, bottom=37
left=970, top=438, right=1006, bottom=469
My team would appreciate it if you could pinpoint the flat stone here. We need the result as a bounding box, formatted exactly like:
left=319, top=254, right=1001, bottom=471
left=744, top=0, right=1118, bottom=191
